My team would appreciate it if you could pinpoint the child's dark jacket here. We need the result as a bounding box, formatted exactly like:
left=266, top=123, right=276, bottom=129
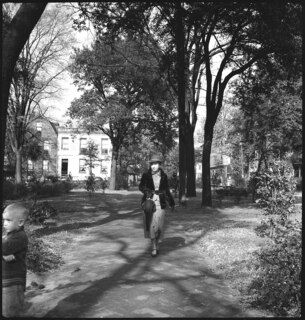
left=139, top=168, right=175, bottom=209
left=2, top=226, right=28, bottom=289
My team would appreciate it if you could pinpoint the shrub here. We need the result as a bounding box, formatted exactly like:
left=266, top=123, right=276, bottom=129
left=95, top=177, right=108, bottom=192
left=85, top=174, right=96, bottom=193
left=256, top=161, right=296, bottom=232
left=249, top=160, right=301, bottom=316
left=28, top=180, right=73, bottom=198
left=249, top=219, right=302, bottom=317
left=46, top=175, right=59, bottom=183
left=27, top=233, right=64, bottom=273
left=3, top=181, right=28, bottom=200
left=215, top=186, right=248, bottom=203
left=3, top=179, right=73, bottom=201
left=28, top=200, right=58, bottom=225
left=58, top=180, right=73, bottom=193
left=116, top=174, right=128, bottom=190
left=71, top=179, right=85, bottom=189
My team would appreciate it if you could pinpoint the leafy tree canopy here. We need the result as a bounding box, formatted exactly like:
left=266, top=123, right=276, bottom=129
left=67, top=36, right=177, bottom=189
left=68, top=37, right=177, bottom=147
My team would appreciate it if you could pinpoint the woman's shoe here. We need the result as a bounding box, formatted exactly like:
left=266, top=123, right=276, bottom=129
left=151, top=249, right=157, bottom=257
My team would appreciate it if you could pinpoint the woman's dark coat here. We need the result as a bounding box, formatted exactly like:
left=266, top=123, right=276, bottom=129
left=139, top=168, right=175, bottom=209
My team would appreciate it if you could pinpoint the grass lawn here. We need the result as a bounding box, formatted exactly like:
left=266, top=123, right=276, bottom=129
left=188, top=193, right=302, bottom=316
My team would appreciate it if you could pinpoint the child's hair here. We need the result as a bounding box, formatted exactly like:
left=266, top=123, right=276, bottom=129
left=5, top=203, right=29, bottom=221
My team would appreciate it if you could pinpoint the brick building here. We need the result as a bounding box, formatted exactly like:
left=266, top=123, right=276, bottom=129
left=27, top=117, right=59, bottom=178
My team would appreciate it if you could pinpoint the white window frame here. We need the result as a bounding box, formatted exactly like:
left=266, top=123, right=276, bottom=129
left=28, top=160, right=34, bottom=171
left=43, top=140, right=50, bottom=151
left=43, top=160, right=49, bottom=171
left=80, top=138, right=87, bottom=153
left=36, top=122, right=42, bottom=132
left=101, top=138, right=109, bottom=155
left=100, top=165, right=108, bottom=174
left=61, top=137, right=69, bottom=150
left=79, top=159, right=86, bottom=173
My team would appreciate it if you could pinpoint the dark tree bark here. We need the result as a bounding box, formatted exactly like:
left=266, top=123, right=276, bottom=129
left=201, top=122, right=214, bottom=206
left=110, top=149, right=119, bottom=190
left=15, top=149, right=23, bottom=184
left=184, top=25, right=203, bottom=198
left=174, top=3, right=187, bottom=202
left=186, top=125, right=196, bottom=197
left=1, top=3, right=47, bottom=204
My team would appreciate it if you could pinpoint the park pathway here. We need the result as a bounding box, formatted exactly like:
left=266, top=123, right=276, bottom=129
left=24, top=190, right=263, bottom=318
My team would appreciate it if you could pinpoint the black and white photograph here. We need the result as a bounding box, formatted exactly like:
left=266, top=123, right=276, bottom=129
left=2, top=1, right=302, bottom=318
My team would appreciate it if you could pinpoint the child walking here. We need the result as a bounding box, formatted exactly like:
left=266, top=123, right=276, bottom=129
left=2, top=203, right=29, bottom=317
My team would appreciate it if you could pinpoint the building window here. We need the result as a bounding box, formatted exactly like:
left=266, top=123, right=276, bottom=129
left=61, top=137, right=69, bottom=150
left=294, top=165, right=302, bottom=178
left=36, top=122, right=42, bottom=132
left=28, top=160, right=34, bottom=171
left=101, top=138, right=109, bottom=154
left=80, top=138, right=87, bottom=154
left=43, top=160, right=49, bottom=171
left=44, top=140, right=50, bottom=151
left=61, top=159, right=68, bottom=176
left=101, top=166, right=108, bottom=174
left=79, top=159, right=86, bottom=173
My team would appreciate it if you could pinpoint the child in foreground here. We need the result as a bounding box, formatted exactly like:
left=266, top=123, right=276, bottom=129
left=2, top=203, right=29, bottom=318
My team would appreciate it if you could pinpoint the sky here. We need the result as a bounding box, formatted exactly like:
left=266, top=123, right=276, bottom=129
left=47, top=31, right=95, bottom=124
left=45, top=3, right=96, bottom=124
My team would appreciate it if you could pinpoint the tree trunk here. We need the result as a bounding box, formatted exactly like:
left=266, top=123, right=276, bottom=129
left=201, top=124, right=214, bottom=207
left=1, top=3, right=47, bottom=205
left=109, top=150, right=118, bottom=190
left=175, top=2, right=187, bottom=203
left=15, top=149, right=23, bottom=184
left=186, top=125, right=196, bottom=197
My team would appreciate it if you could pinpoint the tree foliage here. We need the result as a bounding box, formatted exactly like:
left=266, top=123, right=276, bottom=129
left=256, top=161, right=296, bottom=226
left=81, top=140, right=101, bottom=175
left=68, top=37, right=176, bottom=189
left=1, top=2, right=47, bottom=210
left=71, top=2, right=301, bottom=206
left=229, top=19, right=302, bottom=173
left=250, top=159, right=301, bottom=317
left=72, top=2, right=191, bottom=198
left=4, top=4, right=75, bottom=183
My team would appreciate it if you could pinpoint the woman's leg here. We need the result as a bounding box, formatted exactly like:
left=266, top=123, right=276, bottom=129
left=151, top=238, right=157, bottom=250
left=150, top=213, right=165, bottom=255
left=155, top=209, right=165, bottom=252
left=149, top=195, right=166, bottom=256
left=151, top=239, right=157, bottom=256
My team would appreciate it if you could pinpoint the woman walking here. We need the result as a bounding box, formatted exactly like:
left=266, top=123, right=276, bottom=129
left=139, top=154, right=175, bottom=257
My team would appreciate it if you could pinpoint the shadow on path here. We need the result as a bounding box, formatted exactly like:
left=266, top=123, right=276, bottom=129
left=26, top=190, right=256, bottom=317
left=44, top=232, right=244, bottom=318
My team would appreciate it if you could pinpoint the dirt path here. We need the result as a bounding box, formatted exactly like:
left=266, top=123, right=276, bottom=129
left=24, top=190, right=270, bottom=318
